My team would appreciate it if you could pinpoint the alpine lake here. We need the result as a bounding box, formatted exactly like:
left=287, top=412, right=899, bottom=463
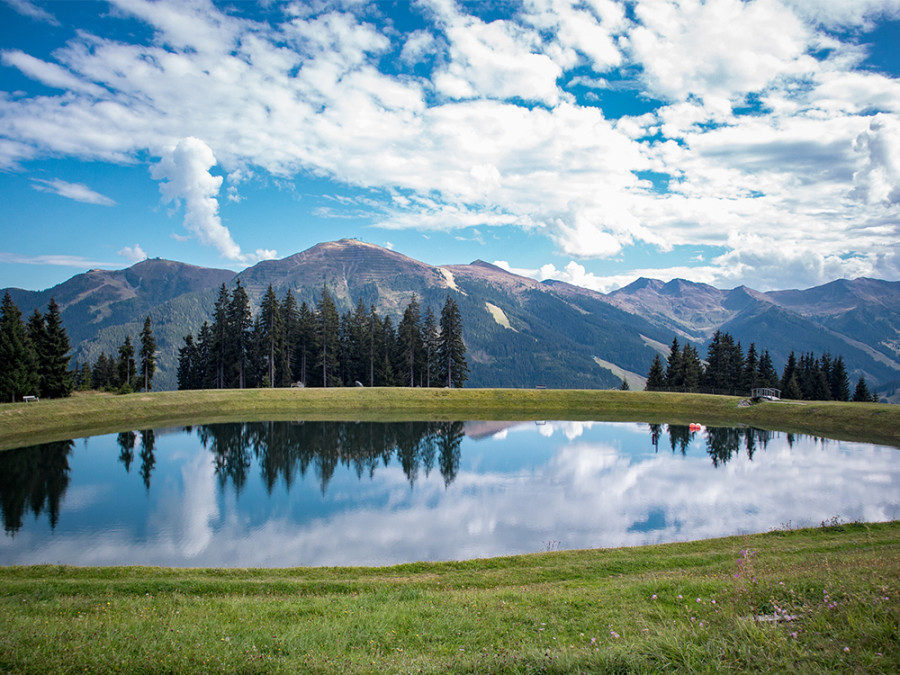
left=1, top=419, right=897, bottom=567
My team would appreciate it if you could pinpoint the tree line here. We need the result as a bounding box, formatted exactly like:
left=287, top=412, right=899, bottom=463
left=0, top=293, right=74, bottom=402
left=79, top=315, right=158, bottom=394
left=176, top=283, right=468, bottom=390
left=644, top=331, right=880, bottom=402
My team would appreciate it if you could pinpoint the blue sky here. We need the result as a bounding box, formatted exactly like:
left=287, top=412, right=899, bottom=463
left=1, top=0, right=899, bottom=293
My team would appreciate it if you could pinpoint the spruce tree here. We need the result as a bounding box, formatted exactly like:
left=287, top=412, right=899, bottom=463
left=665, top=337, right=682, bottom=391
left=645, top=353, right=666, bottom=391
left=117, top=336, right=136, bottom=392
left=315, top=286, right=341, bottom=387
left=40, top=299, right=73, bottom=398
left=398, top=295, right=424, bottom=387
left=437, top=295, right=468, bottom=388
left=211, top=284, right=230, bottom=389
left=177, top=334, right=199, bottom=390
left=280, top=290, right=300, bottom=387
left=258, top=285, right=282, bottom=388
left=852, top=376, right=871, bottom=402
left=0, top=292, right=38, bottom=402
left=422, top=305, right=439, bottom=388
left=781, top=351, right=798, bottom=396
left=226, top=281, right=252, bottom=388
left=681, top=344, right=703, bottom=392
left=78, top=361, right=92, bottom=391
left=139, top=315, right=156, bottom=391
left=829, top=356, right=850, bottom=401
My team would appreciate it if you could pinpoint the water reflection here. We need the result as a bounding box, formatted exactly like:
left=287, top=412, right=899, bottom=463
left=0, top=421, right=896, bottom=567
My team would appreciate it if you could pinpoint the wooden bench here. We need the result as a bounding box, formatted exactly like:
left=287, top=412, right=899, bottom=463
left=23, top=395, right=39, bottom=403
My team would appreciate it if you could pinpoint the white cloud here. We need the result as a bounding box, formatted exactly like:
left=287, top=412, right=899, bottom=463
left=1, top=0, right=59, bottom=25
left=118, top=244, right=148, bottom=263
left=0, top=0, right=898, bottom=290
left=852, top=114, right=900, bottom=206
left=150, top=137, right=242, bottom=260
left=0, top=252, right=118, bottom=268
left=30, top=178, right=116, bottom=206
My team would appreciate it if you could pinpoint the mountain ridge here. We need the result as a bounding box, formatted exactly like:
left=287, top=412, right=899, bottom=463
left=4, top=239, right=898, bottom=398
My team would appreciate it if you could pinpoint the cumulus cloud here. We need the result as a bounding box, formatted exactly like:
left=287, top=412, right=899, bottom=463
left=852, top=114, right=900, bottom=206
left=118, top=244, right=147, bottom=263
left=30, top=178, right=116, bottom=206
left=0, top=0, right=898, bottom=288
left=150, top=137, right=242, bottom=260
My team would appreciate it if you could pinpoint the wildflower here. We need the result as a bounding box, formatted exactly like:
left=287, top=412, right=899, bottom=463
left=844, top=647, right=850, bottom=653
left=677, top=594, right=683, bottom=599
left=590, top=637, right=596, bottom=645
left=790, top=632, right=797, bottom=639
left=609, top=630, right=620, bottom=639
left=696, top=598, right=702, bottom=603
left=650, top=594, right=657, bottom=600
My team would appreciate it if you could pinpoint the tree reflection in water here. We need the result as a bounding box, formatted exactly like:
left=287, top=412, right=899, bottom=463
left=0, top=440, right=73, bottom=534
left=650, top=424, right=778, bottom=466
left=193, top=421, right=465, bottom=494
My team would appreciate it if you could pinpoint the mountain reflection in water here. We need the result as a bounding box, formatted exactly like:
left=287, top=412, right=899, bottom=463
left=0, top=421, right=896, bottom=567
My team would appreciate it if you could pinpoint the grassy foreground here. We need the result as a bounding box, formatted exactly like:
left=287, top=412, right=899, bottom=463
left=1, top=387, right=899, bottom=450
left=0, top=521, right=897, bottom=673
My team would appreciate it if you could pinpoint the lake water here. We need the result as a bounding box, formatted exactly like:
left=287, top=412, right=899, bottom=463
left=1, top=421, right=897, bottom=567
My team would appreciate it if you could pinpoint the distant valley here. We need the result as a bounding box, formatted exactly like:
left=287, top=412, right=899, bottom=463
left=5, top=239, right=899, bottom=400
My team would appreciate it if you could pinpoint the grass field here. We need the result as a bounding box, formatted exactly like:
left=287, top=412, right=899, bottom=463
left=1, top=387, right=899, bottom=451
left=0, top=521, right=897, bottom=673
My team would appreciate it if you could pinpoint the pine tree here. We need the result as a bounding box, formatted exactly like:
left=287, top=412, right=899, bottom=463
left=0, top=292, right=38, bottom=402
left=316, top=286, right=341, bottom=387
left=211, top=284, right=230, bottom=389
left=781, top=351, right=798, bottom=397
left=39, top=299, right=73, bottom=398
left=226, top=281, right=252, bottom=388
left=645, top=353, right=666, bottom=391
left=398, top=295, right=424, bottom=387
left=92, top=352, right=114, bottom=390
left=757, top=350, right=779, bottom=389
left=422, top=305, right=439, bottom=387
left=78, top=361, right=92, bottom=391
left=743, top=343, right=759, bottom=391
left=295, top=301, right=317, bottom=386
left=665, top=337, right=682, bottom=391
left=619, top=378, right=630, bottom=391
left=258, top=285, right=283, bottom=388
left=437, top=295, right=468, bottom=388
left=177, top=334, right=200, bottom=390
left=829, top=356, right=850, bottom=401
left=280, top=290, right=300, bottom=387
left=117, top=336, right=136, bottom=392
left=852, top=376, right=871, bottom=402
left=139, top=315, right=156, bottom=392
left=681, top=343, right=703, bottom=392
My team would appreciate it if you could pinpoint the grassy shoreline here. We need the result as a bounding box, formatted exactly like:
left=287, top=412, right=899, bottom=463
left=1, top=387, right=899, bottom=450
left=1, top=522, right=897, bottom=673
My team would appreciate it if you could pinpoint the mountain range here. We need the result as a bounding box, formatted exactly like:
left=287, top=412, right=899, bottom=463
left=5, top=239, right=899, bottom=400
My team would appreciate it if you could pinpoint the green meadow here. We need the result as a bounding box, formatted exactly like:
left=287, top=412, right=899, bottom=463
left=1, top=387, right=898, bottom=450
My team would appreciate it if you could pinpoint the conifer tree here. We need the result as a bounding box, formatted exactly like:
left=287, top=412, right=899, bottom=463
left=295, top=301, right=317, bottom=386
left=681, top=343, right=703, bottom=392
left=280, top=290, right=300, bottom=387
left=316, top=286, right=341, bottom=387
left=422, top=305, right=439, bottom=388
left=117, top=336, right=136, bottom=392
left=645, top=353, right=666, bottom=391
left=829, top=356, right=850, bottom=401
left=437, top=295, right=468, bottom=388
left=92, top=352, right=114, bottom=390
left=177, top=334, right=200, bottom=390
left=398, top=294, right=424, bottom=387
left=665, top=337, right=682, bottom=390
left=743, top=343, right=759, bottom=391
left=78, top=361, right=92, bottom=391
left=139, top=315, right=156, bottom=391
left=780, top=351, right=798, bottom=396
left=211, top=284, right=230, bottom=389
left=38, top=299, right=73, bottom=398
left=757, top=350, right=779, bottom=388
left=258, top=285, right=282, bottom=388
left=0, top=292, right=38, bottom=402
left=852, top=376, right=871, bottom=402
left=226, top=281, right=252, bottom=388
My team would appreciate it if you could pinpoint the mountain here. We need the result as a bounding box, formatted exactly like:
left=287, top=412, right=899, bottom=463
left=4, top=240, right=898, bottom=397
left=607, top=276, right=900, bottom=399
left=6, top=260, right=236, bottom=390
left=233, top=240, right=671, bottom=391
